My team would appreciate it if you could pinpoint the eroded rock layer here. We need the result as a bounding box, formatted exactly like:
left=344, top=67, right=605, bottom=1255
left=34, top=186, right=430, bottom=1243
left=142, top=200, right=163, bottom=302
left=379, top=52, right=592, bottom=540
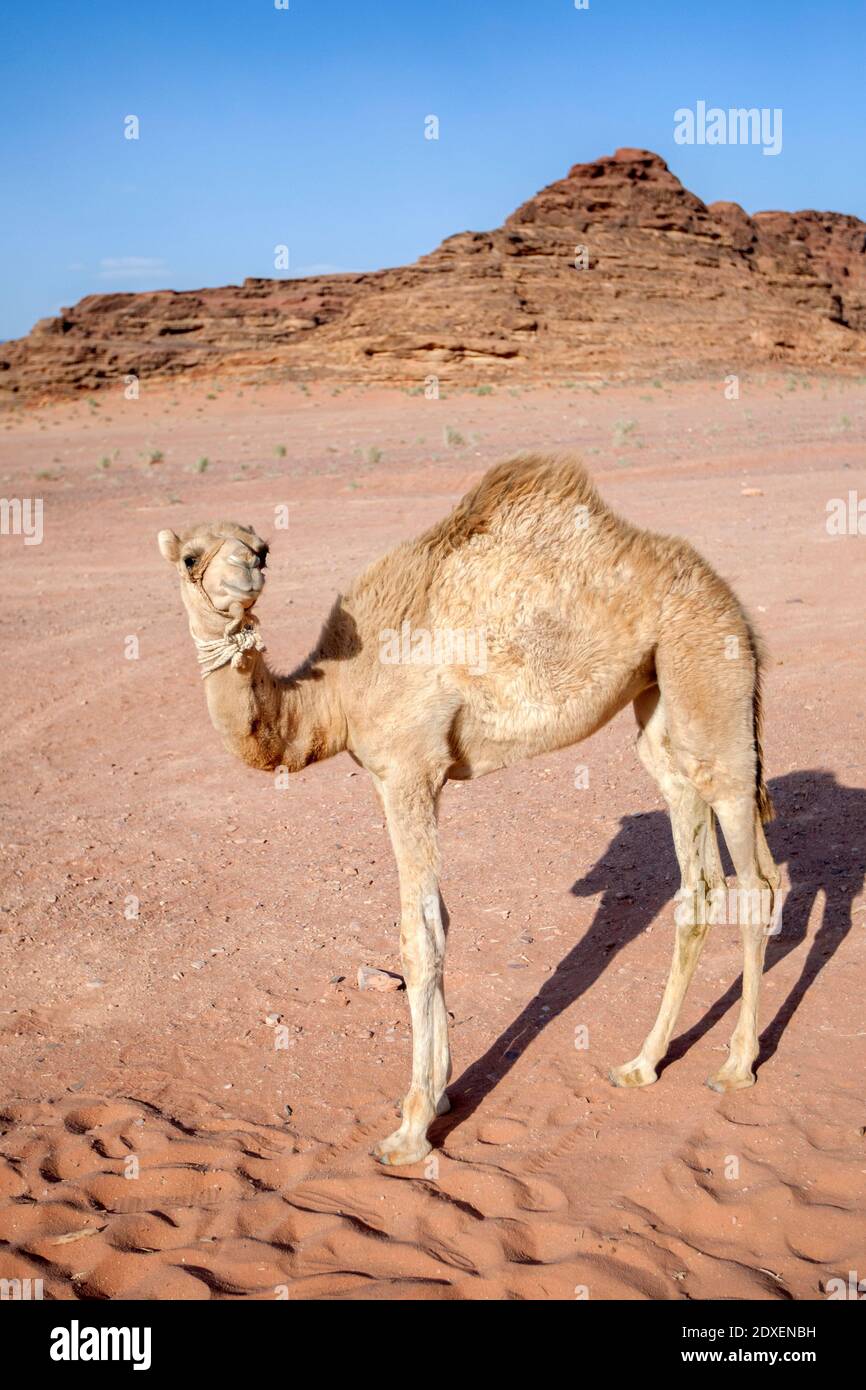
left=3, top=148, right=864, bottom=400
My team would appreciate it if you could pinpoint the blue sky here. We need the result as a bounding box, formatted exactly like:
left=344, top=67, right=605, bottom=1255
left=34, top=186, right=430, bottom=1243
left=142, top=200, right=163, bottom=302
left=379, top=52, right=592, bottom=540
left=1, top=0, right=864, bottom=339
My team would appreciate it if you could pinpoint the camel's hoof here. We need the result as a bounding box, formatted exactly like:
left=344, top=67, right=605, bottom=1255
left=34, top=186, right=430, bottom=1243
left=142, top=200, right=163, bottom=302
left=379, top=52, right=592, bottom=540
left=609, top=1060, right=658, bottom=1089
left=706, top=1070, right=756, bottom=1093
left=371, top=1131, right=433, bottom=1167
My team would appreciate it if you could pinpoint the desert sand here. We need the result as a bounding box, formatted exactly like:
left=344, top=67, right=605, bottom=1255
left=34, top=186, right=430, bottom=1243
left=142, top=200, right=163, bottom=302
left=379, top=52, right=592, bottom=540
left=0, top=372, right=864, bottom=1299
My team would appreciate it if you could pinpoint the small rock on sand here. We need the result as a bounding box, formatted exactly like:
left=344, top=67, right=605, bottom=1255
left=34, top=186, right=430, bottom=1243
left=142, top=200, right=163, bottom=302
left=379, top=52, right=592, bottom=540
left=357, top=965, right=405, bottom=993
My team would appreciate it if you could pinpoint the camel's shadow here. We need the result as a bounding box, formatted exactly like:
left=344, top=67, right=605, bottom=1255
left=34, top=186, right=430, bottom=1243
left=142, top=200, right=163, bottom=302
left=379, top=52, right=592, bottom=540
left=436, top=770, right=863, bottom=1139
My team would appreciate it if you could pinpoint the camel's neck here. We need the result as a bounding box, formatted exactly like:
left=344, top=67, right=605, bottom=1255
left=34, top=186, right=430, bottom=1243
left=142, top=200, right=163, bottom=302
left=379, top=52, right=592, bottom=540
left=187, top=610, right=347, bottom=774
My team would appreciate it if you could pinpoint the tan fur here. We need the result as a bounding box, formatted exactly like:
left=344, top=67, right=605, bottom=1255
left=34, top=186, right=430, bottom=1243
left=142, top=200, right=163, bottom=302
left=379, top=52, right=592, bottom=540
left=159, top=453, right=781, bottom=1164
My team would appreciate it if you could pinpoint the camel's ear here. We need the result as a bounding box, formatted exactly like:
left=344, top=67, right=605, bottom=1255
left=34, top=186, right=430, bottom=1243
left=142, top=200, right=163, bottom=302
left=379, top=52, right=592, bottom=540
left=157, top=529, right=181, bottom=563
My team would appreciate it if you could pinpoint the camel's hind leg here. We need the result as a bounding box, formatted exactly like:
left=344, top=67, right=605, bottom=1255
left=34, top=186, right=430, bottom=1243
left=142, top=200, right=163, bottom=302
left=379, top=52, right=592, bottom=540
left=611, top=686, right=725, bottom=1088
left=652, top=625, right=782, bottom=1092
left=704, top=795, right=780, bottom=1091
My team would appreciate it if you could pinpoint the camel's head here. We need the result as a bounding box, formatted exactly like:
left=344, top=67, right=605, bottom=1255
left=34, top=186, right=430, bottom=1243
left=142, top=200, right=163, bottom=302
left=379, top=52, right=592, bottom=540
left=157, top=521, right=268, bottom=624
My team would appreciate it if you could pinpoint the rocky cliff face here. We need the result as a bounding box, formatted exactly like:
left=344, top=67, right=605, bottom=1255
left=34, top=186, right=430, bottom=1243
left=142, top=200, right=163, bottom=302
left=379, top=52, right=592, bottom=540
left=3, top=148, right=864, bottom=401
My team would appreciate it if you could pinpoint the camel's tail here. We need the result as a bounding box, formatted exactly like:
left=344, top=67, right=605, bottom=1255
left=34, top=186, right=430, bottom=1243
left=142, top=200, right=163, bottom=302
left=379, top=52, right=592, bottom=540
left=753, top=653, right=774, bottom=823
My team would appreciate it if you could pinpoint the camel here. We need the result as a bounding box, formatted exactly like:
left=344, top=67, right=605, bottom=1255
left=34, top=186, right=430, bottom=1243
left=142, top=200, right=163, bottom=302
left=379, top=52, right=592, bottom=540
left=158, top=453, right=781, bottom=1166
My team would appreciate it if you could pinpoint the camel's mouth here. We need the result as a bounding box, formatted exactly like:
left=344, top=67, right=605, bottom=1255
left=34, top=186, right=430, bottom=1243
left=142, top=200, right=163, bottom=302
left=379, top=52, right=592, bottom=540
left=219, top=578, right=263, bottom=608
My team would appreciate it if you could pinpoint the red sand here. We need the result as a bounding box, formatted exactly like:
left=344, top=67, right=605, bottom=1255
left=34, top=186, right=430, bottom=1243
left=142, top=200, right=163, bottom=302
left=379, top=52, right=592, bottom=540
left=0, top=372, right=864, bottom=1299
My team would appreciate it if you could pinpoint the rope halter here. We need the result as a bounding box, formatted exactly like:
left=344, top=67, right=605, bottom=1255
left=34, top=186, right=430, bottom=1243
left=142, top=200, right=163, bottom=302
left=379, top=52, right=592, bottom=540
left=194, top=617, right=266, bottom=678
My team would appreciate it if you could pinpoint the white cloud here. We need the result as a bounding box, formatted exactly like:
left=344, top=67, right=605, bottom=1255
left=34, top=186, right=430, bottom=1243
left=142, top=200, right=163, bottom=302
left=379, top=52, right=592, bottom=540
left=97, top=256, right=168, bottom=280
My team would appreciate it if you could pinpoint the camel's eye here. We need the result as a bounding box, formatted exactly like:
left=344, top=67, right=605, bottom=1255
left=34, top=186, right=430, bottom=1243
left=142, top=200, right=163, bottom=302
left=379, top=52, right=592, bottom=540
left=183, top=553, right=197, bottom=570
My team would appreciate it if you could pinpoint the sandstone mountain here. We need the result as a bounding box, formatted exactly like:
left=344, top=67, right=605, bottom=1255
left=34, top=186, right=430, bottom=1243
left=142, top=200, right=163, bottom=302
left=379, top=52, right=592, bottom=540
left=3, top=148, right=865, bottom=401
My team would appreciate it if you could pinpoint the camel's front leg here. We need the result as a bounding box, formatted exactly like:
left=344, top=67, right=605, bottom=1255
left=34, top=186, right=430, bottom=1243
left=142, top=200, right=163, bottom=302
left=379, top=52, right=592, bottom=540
left=371, top=774, right=448, bottom=1166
